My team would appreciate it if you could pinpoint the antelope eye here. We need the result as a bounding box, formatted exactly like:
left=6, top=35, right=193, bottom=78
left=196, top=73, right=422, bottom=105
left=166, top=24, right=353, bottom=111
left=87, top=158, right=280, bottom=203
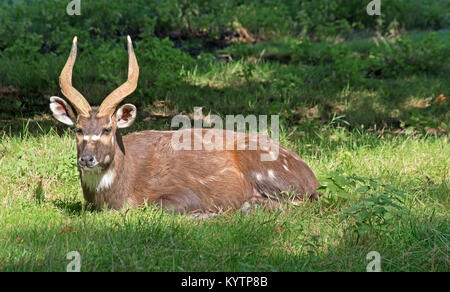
left=103, top=128, right=112, bottom=135
left=75, top=128, right=83, bottom=135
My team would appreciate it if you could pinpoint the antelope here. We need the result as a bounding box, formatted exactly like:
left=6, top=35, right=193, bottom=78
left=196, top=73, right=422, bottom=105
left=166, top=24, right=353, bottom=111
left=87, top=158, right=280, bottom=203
left=50, top=36, right=320, bottom=213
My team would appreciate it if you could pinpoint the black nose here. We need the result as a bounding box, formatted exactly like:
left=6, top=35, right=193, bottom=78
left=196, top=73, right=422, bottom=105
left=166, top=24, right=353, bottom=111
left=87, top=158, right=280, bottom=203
left=78, top=155, right=95, bottom=168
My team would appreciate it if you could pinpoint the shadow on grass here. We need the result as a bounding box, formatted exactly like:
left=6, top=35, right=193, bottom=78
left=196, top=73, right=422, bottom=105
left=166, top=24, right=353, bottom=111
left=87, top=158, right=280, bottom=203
left=2, top=64, right=448, bottom=140
left=51, top=199, right=88, bottom=216
left=1, top=205, right=448, bottom=272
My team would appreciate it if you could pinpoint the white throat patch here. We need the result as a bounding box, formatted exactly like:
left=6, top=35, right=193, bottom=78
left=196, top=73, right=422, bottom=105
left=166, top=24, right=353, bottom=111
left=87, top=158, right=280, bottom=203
left=81, top=167, right=116, bottom=192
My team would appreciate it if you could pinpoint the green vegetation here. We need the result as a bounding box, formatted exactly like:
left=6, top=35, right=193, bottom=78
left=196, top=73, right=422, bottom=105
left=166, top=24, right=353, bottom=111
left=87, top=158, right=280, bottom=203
left=0, top=0, right=449, bottom=271
left=1, top=122, right=448, bottom=271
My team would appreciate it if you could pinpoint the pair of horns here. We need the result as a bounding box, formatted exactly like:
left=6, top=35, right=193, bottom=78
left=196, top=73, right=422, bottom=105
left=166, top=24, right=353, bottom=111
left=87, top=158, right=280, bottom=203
left=59, top=35, right=139, bottom=117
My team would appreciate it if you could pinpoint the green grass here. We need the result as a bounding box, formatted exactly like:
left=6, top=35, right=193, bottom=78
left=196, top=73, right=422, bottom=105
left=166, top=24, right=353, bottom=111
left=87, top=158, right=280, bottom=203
left=0, top=12, right=449, bottom=270
left=0, top=118, right=448, bottom=271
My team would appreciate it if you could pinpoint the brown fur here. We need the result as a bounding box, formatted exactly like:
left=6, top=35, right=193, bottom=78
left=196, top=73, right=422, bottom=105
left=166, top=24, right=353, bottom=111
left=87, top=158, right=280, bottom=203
left=54, top=36, right=320, bottom=213
left=76, top=112, right=320, bottom=212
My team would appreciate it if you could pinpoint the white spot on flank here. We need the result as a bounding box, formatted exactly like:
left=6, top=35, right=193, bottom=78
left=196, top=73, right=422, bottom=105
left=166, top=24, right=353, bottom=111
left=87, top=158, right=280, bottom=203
left=104, top=155, right=110, bottom=164
left=256, top=173, right=263, bottom=181
left=269, top=151, right=277, bottom=160
left=219, top=167, right=235, bottom=174
left=268, top=169, right=275, bottom=179
left=283, top=164, right=289, bottom=171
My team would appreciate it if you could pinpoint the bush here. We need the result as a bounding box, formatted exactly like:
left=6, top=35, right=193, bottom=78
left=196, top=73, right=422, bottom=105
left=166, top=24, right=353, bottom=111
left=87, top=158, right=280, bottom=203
left=319, top=172, right=407, bottom=239
left=0, top=0, right=448, bottom=117
left=0, top=33, right=194, bottom=116
left=1, top=0, right=449, bottom=52
left=366, top=32, right=450, bottom=78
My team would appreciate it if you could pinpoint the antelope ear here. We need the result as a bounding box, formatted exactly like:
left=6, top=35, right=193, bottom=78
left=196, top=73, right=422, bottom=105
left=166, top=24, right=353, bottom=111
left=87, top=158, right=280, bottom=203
left=49, top=96, right=76, bottom=126
left=116, top=104, right=137, bottom=128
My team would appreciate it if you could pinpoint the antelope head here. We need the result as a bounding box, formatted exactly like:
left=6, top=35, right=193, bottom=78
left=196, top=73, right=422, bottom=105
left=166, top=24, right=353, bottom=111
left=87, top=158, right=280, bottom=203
left=50, top=36, right=139, bottom=172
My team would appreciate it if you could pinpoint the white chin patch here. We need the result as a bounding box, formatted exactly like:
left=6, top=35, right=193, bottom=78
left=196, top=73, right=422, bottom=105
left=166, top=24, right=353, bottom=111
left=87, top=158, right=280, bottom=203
left=81, top=167, right=116, bottom=192
left=97, top=169, right=116, bottom=192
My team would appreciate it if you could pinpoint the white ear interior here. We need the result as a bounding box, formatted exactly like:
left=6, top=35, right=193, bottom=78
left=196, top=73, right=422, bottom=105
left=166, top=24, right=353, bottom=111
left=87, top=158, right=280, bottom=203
left=49, top=96, right=76, bottom=126
left=116, top=104, right=137, bottom=128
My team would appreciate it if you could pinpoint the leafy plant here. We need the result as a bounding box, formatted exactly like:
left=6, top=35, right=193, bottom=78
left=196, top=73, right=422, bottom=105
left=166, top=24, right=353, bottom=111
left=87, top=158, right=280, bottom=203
left=339, top=185, right=406, bottom=234
left=237, top=62, right=256, bottom=83
left=319, top=172, right=407, bottom=238
left=367, top=33, right=450, bottom=78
